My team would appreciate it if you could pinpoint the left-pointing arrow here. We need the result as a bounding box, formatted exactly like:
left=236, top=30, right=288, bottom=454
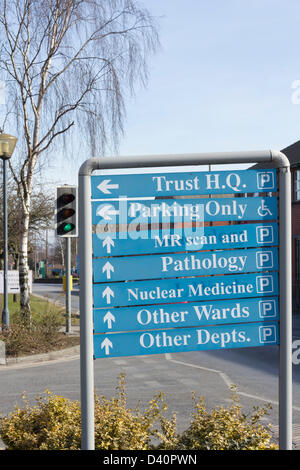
left=101, top=337, right=113, bottom=355
left=102, top=261, right=114, bottom=279
left=96, top=204, right=119, bottom=220
left=97, top=179, right=119, bottom=194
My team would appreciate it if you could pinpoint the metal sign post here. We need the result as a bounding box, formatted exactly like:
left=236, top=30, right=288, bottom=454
left=55, top=185, right=78, bottom=334
left=78, top=150, right=292, bottom=450
left=278, top=164, right=292, bottom=449
left=65, top=237, right=72, bottom=333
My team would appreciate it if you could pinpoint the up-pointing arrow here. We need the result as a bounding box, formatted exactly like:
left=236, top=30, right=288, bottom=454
left=102, top=236, right=115, bottom=254
left=97, top=179, right=119, bottom=194
left=102, top=261, right=114, bottom=279
left=102, top=286, right=114, bottom=304
left=103, top=311, right=116, bottom=329
left=101, top=337, right=113, bottom=355
left=96, top=204, right=119, bottom=220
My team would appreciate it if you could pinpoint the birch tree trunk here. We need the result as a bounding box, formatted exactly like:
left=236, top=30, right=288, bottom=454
left=19, top=206, right=31, bottom=318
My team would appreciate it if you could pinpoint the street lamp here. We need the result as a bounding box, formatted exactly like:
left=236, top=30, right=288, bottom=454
left=0, top=133, right=17, bottom=331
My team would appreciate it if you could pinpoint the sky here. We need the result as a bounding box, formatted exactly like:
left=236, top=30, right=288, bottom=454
left=39, top=0, right=300, bottom=183
left=118, top=0, right=300, bottom=155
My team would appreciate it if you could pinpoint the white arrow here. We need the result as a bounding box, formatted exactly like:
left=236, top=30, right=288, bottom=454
left=101, top=337, right=113, bottom=355
left=102, top=236, right=115, bottom=254
left=102, top=261, right=114, bottom=279
left=97, top=204, right=119, bottom=220
left=97, top=179, right=119, bottom=194
left=103, top=311, right=116, bottom=329
left=102, top=286, right=114, bottom=304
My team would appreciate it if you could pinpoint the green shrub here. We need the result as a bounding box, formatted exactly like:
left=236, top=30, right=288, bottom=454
left=0, top=375, right=174, bottom=450
left=0, top=378, right=277, bottom=450
left=175, top=386, right=277, bottom=450
left=0, top=391, right=81, bottom=450
left=0, top=306, right=65, bottom=357
left=32, top=308, right=62, bottom=342
left=93, top=375, right=174, bottom=450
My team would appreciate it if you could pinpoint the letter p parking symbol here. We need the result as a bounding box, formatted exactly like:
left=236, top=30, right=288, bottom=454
left=259, top=325, right=277, bottom=344
left=257, top=171, right=275, bottom=191
left=256, top=250, right=274, bottom=270
left=256, top=275, right=274, bottom=294
left=259, top=299, right=277, bottom=319
left=256, top=226, right=274, bottom=244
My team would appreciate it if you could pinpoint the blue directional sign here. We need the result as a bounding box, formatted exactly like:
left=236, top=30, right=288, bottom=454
left=90, top=165, right=281, bottom=360
left=93, top=272, right=279, bottom=308
left=93, top=321, right=279, bottom=358
left=93, top=296, right=279, bottom=333
left=93, top=247, right=278, bottom=283
left=92, top=196, right=278, bottom=225
left=91, top=169, right=277, bottom=199
left=93, top=222, right=279, bottom=257
left=81, top=154, right=294, bottom=451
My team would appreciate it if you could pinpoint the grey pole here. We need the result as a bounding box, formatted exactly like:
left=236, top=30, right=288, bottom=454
left=2, top=158, right=9, bottom=330
left=79, top=168, right=95, bottom=450
left=278, top=163, right=292, bottom=450
left=65, top=237, right=71, bottom=333
left=0, top=134, right=17, bottom=331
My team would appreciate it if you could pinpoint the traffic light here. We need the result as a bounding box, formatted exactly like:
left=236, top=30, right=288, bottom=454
left=55, top=186, right=78, bottom=237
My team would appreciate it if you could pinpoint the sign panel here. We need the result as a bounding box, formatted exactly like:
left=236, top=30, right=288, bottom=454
left=93, top=296, right=279, bottom=333
left=91, top=169, right=277, bottom=199
left=93, top=272, right=279, bottom=308
left=93, top=247, right=278, bottom=283
left=93, top=222, right=279, bottom=257
left=0, top=270, right=32, bottom=294
left=93, top=321, right=279, bottom=358
left=92, top=197, right=278, bottom=225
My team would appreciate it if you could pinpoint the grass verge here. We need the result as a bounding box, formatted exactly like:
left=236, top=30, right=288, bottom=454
left=0, top=294, right=80, bottom=357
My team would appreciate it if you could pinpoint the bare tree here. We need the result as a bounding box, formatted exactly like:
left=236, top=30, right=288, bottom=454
left=6, top=188, right=53, bottom=269
left=0, top=0, right=159, bottom=317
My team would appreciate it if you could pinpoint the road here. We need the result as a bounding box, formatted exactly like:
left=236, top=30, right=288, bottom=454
left=32, top=281, right=79, bottom=313
left=0, top=282, right=300, bottom=448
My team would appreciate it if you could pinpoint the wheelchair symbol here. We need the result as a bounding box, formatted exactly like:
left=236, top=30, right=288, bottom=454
left=257, top=199, right=273, bottom=217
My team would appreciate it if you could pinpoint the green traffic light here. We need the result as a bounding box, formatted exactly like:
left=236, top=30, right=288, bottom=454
left=63, top=223, right=73, bottom=232
left=56, top=187, right=77, bottom=236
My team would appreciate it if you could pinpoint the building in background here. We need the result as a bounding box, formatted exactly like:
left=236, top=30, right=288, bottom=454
left=253, top=140, right=300, bottom=311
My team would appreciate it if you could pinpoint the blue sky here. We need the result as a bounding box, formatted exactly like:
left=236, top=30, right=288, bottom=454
left=119, top=0, right=300, bottom=155
left=47, top=0, right=300, bottom=184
